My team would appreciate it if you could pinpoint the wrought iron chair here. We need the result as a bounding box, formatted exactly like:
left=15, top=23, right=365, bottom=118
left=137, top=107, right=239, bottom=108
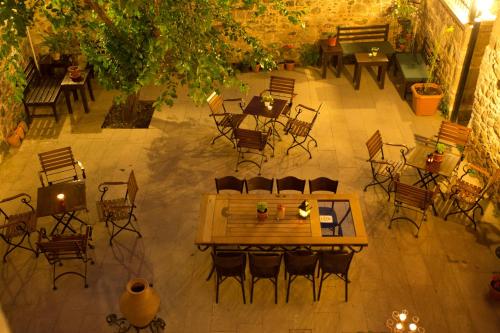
left=317, top=250, right=354, bottom=302
left=215, top=176, right=245, bottom=193
left=37, top=225, right=94, bottom=290
left=284, top=250, right=318, bottom=302
left=234, top=127, right=273, bottom=175
left=260, top=76, right=297, bottom=118
left=284, top=103, right=321, bottom=159
left=97, top=170, right=140, bottom=246
left=212, top=252, right=246, bottom=304
left=435, top=120, right=471, bottom=160
left=364, top=130, right=409, bottom=200
left=249, top=253, right=282, bottom=304
left=207, top=92, right=247, bottom=147
left=445, top=164, right=499, bottom=230
left=0, top=193, right=38, bottom=262
left=389, top=180, right=436, bottom=238
left=38, top=146, right=86, bottom=187
left=245, top=177, right=274, bottom=193
left=276, top=176, right=306, bottom=194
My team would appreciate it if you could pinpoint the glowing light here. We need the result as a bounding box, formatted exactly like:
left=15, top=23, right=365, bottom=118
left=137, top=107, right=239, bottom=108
left=409, top=323, right=418, bottom=331
left=56, top=193, right=65, bottom=201
left=475, top=0, right=496, bottom=21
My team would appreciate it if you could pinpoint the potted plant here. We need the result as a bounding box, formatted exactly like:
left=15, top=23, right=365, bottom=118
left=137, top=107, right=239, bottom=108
left=387, top=0, right=420, bottom=52
left=299, top=43, right=320, bottom=67
left=41, top=29, right=79, bottom=62
left=411, top=26, right=454, bottom=116
left=321, top=32, right=337, bottom=47
left=266, top=43, right=283, bottom=70
left=282, top=44, right=296, bottom=71
left=261, top=92, right=274, bottom=110
left=256, top=202, right=268, bottom=221
left=432, top=143, right=446, bottom=162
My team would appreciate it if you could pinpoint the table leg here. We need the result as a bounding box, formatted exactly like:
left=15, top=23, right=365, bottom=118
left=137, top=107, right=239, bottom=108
left=378, top=64, right=387, bottom=89
left=64, top=90, right=73, bottom=114
left=354, top=64, right=361, bottom=90
left=72, top=89, right=79, bottom=101
left=79, top=87, right=90, bottom=113
left=86, top=77, right=95, bottom=101
left=321, top=50, right=327, bottom=79
left=336, top=55, right=342, bottom=78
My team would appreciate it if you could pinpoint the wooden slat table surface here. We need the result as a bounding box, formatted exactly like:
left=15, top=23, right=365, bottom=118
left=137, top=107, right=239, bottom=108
left=406, top=143, right=460, bottom=178
left=195, top=193, right=367, bottom=247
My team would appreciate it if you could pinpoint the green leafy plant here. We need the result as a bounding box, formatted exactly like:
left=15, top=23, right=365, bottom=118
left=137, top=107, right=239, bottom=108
left=299, top=43, right=320, bottom=67
left=257, top=202, right=268, bottom=213
left=261, top=92, right=274, bottom=103
left=41, top=29, right=79, bottom=55
left=387, top=0, right=419, bottom=20
left=435, top=143, right=446, bottom=154
left=424, top=25, right=454, bottom=94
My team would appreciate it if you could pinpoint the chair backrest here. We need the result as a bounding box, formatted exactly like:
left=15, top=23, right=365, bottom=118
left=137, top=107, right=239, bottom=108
left=284, top=251, right=318, bottom=275
left=394, top=181, right=435, bottom=211
left=309, top=177, right=339, bottom=193
left=436, top=121, right=471, bottom=148
left=0, top=193, right=36, bottom=238
left=234, top=128, right=271, bottom=151
left=245, top=177, right=274, bottom=193
left=126, top=170, right=139, bottom=205
left=24, top=58, right=41, bottom=91
left=215, top=176, right=245, bottom=193
left=268, top=76, right=295, bottom=102
left=319, top=250, right=354, bottom=275
left=277, top=176, right=306, bottom=193
left=249, top=253, right=282, bottom=278
left=38, top=226, right=91, bottom=263
left=213, top=252, right=246, bottom=277
left=38, top=147, right=80, bottom=185
left=365, top=130, right=384, bottom=161
left=207, top=92, right=225, bottom=116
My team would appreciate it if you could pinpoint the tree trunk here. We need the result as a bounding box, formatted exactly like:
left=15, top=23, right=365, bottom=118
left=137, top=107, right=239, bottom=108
left=121, top=91, right=140, bottom=123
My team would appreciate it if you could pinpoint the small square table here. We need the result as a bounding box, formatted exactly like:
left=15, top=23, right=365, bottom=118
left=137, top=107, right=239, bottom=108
left=37, top=181, right=88, bottom=235
left=61, top=68, right=95, bottom=114
left=319, top=39, right=343, bottom=78
left=353, top=53, right=389, bottom=90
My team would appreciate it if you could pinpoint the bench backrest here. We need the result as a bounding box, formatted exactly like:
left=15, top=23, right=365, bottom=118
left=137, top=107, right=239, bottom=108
left=337, top=24, right=389, bottom=43
left=24, top=58, right=41, bottom=90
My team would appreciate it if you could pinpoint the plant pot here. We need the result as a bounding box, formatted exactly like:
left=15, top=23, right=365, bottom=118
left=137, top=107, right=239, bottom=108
left=119, top=278, right=160, bottom=328
left=257, top=209, right=268, bottom=221
left=253, top=63, right=261, bottom=73
left=327, top=37, right=337, bottom=47
left=432, top=152, right=444, bottom=163
left=285, top=60, right=295, bottom=71
left=6, top=132, right=21, bottom=147
left=51, top=52, right=61, bottom=61
left=14, top=126, right=25, bottom=140
left=17, top=121, right=28, bottom=133
left=277, top=62, right=285, bottom=71
left=411, top=83, right=444, bottom=116
left=489, top=275, right=500, bottom=300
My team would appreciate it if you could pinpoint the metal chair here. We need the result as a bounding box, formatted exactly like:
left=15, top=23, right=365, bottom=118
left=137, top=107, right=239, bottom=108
left=260, top=76, right=297, bottom=118
left=284, top=104, right=321, bottom=159
left=276, top=176, right=306, bottom=194
left=364, top=130, right=409, bottom=200
left=317, top=250, right=354, bottom=302
left=212, top=252, right=246, bottom=304
left=207, top=92, right=247, bottom=147
left=245, top=177, right=274, bottom=193
left=97, top=170, right=140, bottom=245
left=389, top=180, right=436, bottom=238
left=284, top=250, right=318, bottom=302
left=234, top=127, right=273, bottom=175
left=249, top=253, right=282, bottom=304
left=38, top=147, right=86, bottom=187
left=37, top=225, right=94, bottom=290
left=0, top=193, right=38, bottom=262
left=445, top=164, right=499, bottom=230
left=436, top=120, right=471, bottom=159
left=215, top=176, right=245, bottom=193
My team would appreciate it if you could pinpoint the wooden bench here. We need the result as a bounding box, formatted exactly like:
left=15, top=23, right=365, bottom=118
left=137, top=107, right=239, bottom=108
left=336, top=24, right=395, bottom=67
left=23, top=59, right=64, bottom=122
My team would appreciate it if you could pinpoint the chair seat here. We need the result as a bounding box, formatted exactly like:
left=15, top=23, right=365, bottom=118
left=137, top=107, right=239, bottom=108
left=219, top=113, right=246, bottom=128
left=97, top=198, right=131, bottom=221
left=4, top=212, right=37, bottom=238
left=285, top=119, right=311, bottom=137
left=453, top=180, right=482, bottom=204
left=376, top=159, right=404, bottom=176
left=340, top=41, right=395, bottom=57
left=395, top=53, right=429, bottom=81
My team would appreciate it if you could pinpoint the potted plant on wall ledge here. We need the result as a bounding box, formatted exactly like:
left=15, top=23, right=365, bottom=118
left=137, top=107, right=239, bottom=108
left=411, top=26, right=454, bottom=116
left=282, top=44, right=296, bottom=70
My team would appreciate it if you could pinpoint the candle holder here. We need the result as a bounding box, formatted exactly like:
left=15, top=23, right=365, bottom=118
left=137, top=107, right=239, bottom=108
left=57, top=193, right=65, bottom=208
left=371, top=47, right=380, bottom=56
left=386, top=309, right=424, bottom=332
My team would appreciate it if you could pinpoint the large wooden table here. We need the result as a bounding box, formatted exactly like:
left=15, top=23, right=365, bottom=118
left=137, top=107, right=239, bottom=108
left=195, top=193, right=368, bottom=249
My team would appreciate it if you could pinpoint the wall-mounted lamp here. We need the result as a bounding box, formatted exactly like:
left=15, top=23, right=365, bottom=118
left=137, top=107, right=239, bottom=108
left=470, top=0, right=496, bottom=22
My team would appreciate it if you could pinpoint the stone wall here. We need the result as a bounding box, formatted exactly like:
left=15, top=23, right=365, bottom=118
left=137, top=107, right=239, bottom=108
left=469, top=15, right=500, bottom=202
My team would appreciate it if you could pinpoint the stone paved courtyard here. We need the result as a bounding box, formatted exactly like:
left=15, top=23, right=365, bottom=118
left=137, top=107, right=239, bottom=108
left=0, top=66, right=499, bottom=333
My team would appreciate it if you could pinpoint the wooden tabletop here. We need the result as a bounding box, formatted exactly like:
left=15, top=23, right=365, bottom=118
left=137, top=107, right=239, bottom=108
left=355, top=53, right=389, bottom=64
left=37, top=181, right=87, bottom=217
left=319, top=39, right=343, bottom=54
left=406, top=143, right=460, bottom=178
left=243, top=96, right=287, bottom=119
left=61, top=68, right=90, bottom=87
left=195, top=193, right=367, bottom=246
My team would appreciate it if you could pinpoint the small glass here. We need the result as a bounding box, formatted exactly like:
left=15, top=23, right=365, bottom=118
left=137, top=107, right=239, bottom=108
left=371, top=47, right=380, bottom=56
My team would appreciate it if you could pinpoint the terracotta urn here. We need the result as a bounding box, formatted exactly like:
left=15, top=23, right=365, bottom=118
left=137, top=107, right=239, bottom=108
left=119, top=278, right=160, bottom=328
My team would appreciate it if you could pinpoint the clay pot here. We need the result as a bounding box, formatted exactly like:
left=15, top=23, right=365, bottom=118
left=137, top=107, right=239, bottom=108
left=327, top=36, right=337, bottom=47
left=253, top=63, right=261, bottom=73
left=68, top=65, right=81, bottom=81
left=15, top=126, right=25, bottom=140
left=432, top=152, right=444, bottom=163
left=119, top=278, right=160, bottom=328
left=257, top=209, right=268, bottom=221
left=277, top=62, right=285, bottom=71
left=411, top=83, right=444, bottom=116
left=285, top=60, right=295, bottom=71
left=6, top=132, right=21, bottom=147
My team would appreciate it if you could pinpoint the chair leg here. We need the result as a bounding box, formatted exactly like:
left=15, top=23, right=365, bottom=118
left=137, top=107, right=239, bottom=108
left=344, top=273, right=348, bottom=302
left=216, top=274, right=220, bottom=304
left=250, top=277, right=254, bottom=304
left=286, top=274, right=292, bottom=303
left=240, top=274, right=246, bottom=304
left=317, top=272, right=324, bottom=301
left=52, top=105, right=59, bottom=122
left=312, top=274, right=316, bottom=302
left=273, top=277, right=278, bottom=304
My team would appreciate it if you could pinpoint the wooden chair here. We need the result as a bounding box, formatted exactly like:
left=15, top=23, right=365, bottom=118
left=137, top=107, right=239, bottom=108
left=317, top=250, right=354, bottom=302
left=284, top=104, right=321, bottom=159
left=284, top=251, right=318, bottom=302
left=364, top=130, right=409, bottom=200
left=212, top=252, right=246, bottom=304
left=309, top=177, right=339, bottom=193
left=234, top=128, right=273, bottom=175
left=37, top=225, right=94, bottom=290
left=277, top=176, right=306, bottom=193
left=389, top=180, right=436, bottom=238
left=0, top=193, right=38, bottom=262
left=97, top=170, right=140, bottom=245
left=245, top=177, right=274, bottom=193
left=445, top=165, right=499, bottom=230
left=260, top=76, right=297, bottom=118
left=249, top=253, right=282, bottom=304
left=38, top=147, right=86, bottom=187
left=23, top=58, right=65, bottom=122
left=309, top=177, right=343, bottom=235
left=436, top=121, right=471, bottom=158
left=215, top=176, right=245, bottom=193
left=207, top=92, right=247, bottom=147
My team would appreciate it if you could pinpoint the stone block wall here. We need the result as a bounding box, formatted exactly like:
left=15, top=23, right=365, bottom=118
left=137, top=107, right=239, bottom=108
left=469, top=15, right=500, bottom=202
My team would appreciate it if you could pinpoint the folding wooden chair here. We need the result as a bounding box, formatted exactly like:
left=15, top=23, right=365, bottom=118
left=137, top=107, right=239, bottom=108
left=284, top=104, right=321, bottom=159
left=234, top=128, right=273, bottom=175
left=38, top=147, right=86, bottom=187
left=389, top=180, right=436, bottom=237
left=364, top=130, right=409, bottom=200
left=0, top=193, right=38, bottom=262
left=260, top=76, right=297, bottom=118
left=37, top=225, right=94, bottom=290
left=435, top=120, right=471, bottom=160
left=97, top=170, right=140, bottom=245
left=207, top=92, right=247, bottom=147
